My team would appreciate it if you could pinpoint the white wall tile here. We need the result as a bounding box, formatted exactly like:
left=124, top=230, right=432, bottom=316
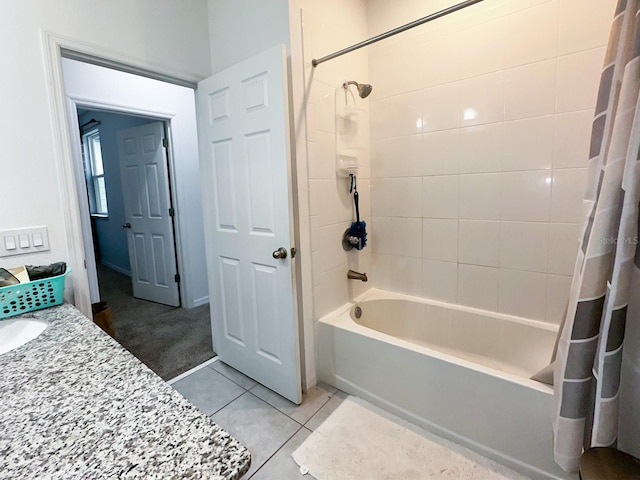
left=458, top=264, right=499, bottom=311
left=352, top=0, right=601, bottom=322
left=419, top=37, right=466, bottom=89
left=373, top=40, right=427, bottom=98
left=553, top=110, right=593, bottom=168
left=422, top=82, right=460, bottom=132
left=498, top=269, right=547, bottom=320
left=310, top=80, right=336, bottom=134
left=371, top=216, right=392, bottom=254
left=501, top=170, right=552, bottom=222
left=458, top=123, right=502, bottom=174
left=314, top=264, right=350, bottom=319
left=558, top=0, right=616, bottom=56
left=371, top=178, right=392, bottom=217
left=423, top=130, right=460, bottom=176
left=456, top=19, right=506, bottom=78
left=500, top=221, right=549, bottom=272
left=550, top=168, right=588, bottom=223
left=392, top=217, right=423, bottom=258
left=308, top=132, right=336, bottom=179
left=503, top=1, right=558, bottom=68
left=546, top=274, right=572, bottom=324
left=392, top=177, right=422, bottom=217
left=458, top=220, right=500, bottom=267
left=459, top=173, right=501, bottom=220
left=309, top=181, right=321, bottom=217
left=556, top=47, right=606, bottom=113
left=371, top=253, right=391, bottom=290
left=423, top=175, right=459, bottom=219
left=386, top=135, right=423, bottom=177
left=548, top=223, right=580, bottom=275
left=458, top=71, right=505, bottom=127
left=316, top=223, right=352, bottom=272
left=423, top=259, right=458, bottom=303
left=502, top=116, right=554, bottom=171
left=314, top=178, right=354, bottom=226
left=371, top=90, right=423, bottom=139
left=390, top=255, right=423, bottom=296
left=423, top=218, right=458, bottom=262
left=504, top=60, right=556, bottom=120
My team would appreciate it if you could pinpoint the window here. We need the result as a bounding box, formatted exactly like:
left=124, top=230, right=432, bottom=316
left=83, top=129, right=108, bottom=216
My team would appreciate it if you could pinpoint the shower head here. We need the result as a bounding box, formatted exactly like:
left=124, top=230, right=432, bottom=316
left=343, top=80, right=373, bottom=99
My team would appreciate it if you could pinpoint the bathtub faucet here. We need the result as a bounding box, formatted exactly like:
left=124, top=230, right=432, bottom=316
left=347, top=270, right=368, bottom=282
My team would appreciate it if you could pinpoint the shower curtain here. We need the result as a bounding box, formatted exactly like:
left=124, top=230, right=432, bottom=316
left=553, top=0, right=640, bottom=472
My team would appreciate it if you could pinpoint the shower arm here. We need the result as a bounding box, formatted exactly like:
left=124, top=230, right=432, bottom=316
left=311, top=0, right=484, bottom=67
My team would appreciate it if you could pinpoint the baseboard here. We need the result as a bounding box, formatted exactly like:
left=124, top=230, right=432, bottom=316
left=192, top=295, right=209, bottom=308
left=166, top=356, right=218, bottom=385
left=99, top=261, right=131, bottom=277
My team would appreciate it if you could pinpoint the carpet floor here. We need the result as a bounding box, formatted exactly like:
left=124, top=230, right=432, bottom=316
left=97, top=265, right=214, bottom=380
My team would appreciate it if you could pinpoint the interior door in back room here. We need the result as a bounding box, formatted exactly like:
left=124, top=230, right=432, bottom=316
left=117, top=122, right=180, bottom=307
left=196, top=45, right=302, bottom=404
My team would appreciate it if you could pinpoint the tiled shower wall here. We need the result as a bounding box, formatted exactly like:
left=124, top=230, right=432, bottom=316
left=366, top=0, right=616, bottom=323
left=300, top=1, right=372, bottom=320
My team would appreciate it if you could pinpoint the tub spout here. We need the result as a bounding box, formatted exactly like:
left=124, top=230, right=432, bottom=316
left=347, top=270, right=368, bottom=282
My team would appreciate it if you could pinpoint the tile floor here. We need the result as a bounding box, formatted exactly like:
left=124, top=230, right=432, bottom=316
left=171, top=359, right=347, bottom=479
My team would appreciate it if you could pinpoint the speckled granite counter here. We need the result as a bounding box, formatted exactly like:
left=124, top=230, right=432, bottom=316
left=0, top=304, right=250, bottom=479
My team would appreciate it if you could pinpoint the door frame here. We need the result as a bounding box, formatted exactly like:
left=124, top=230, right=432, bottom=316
left=41, top=31, right=204, bottom=316
left=75, top=109, right=181, bottom=306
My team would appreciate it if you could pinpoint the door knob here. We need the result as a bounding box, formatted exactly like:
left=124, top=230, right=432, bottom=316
left=272, top=247, right=288, bottom=259
left=122, top=223, right=131, bottom=228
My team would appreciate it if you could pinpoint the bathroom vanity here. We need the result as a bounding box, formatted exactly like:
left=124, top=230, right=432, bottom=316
left=0, top=304, right=250, bottom=479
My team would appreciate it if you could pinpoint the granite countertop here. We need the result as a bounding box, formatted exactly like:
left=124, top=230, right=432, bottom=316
left=0, top=304, right=251, bottom=479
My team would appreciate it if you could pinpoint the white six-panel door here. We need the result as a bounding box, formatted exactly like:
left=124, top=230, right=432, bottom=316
left=117, top=122, right=180, bottom=307
left=196, top=45, right=301, bottom=403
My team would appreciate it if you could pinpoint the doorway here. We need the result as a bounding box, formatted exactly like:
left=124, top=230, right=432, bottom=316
left=62, top=58, right=215, bottom=380
left=77, top=107, right=213, bottom=379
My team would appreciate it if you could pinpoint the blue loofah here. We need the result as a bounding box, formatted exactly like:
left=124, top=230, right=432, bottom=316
left=349, top=187, right=367, bottom=250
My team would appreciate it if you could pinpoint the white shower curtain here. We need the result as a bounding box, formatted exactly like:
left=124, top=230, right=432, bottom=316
left=552, top=0, right=640, bottom=472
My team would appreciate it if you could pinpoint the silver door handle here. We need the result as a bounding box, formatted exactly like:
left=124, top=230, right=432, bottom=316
left=122, top=223, right=131, bottom=228
left=272, top=247, right=287, bottom=259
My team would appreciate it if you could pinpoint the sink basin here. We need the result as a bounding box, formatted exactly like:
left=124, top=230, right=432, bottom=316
left=0, top=317, right=48, bottom=355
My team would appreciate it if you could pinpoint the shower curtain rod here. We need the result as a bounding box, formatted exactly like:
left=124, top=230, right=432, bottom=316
left=311, top=0, right=484, bottom=67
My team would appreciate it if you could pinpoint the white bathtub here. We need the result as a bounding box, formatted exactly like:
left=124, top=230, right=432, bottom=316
left=317, top=289, right=570, bottom=479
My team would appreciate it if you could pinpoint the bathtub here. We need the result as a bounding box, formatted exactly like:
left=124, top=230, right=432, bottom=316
left=317, top=288, right=570, bottom=479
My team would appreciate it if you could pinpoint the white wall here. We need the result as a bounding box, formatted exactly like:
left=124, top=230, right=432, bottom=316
left=366, top=0, right=616, bottom=323
left=0, top=1, right=210, bottom=286
left=207, top=0, right=290, bottom=73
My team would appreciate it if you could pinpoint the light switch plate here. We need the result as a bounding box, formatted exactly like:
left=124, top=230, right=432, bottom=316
left=0, top=227, right=50, bottom=257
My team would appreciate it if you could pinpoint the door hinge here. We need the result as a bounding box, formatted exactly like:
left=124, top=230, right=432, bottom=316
left=162, top=137, right=168, bottom=148
left=174, top=273, right=181, bottom=283
left=169, top=207, right=175, bottom=217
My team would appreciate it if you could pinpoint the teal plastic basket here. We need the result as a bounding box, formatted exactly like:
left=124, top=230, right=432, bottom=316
left=0, top=269, right=69, bottom=319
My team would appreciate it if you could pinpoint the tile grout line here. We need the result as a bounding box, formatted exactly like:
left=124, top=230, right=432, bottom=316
left=206, top=362, right=258, bottom=391
left=209, top=390, right=253, bottom=418
left=247, top=424, right=306, bottom=480
left=246, top=387, right=336, bottom=430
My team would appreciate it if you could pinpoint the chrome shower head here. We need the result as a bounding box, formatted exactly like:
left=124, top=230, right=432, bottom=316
left=343, top=80, right=373, bottom=99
